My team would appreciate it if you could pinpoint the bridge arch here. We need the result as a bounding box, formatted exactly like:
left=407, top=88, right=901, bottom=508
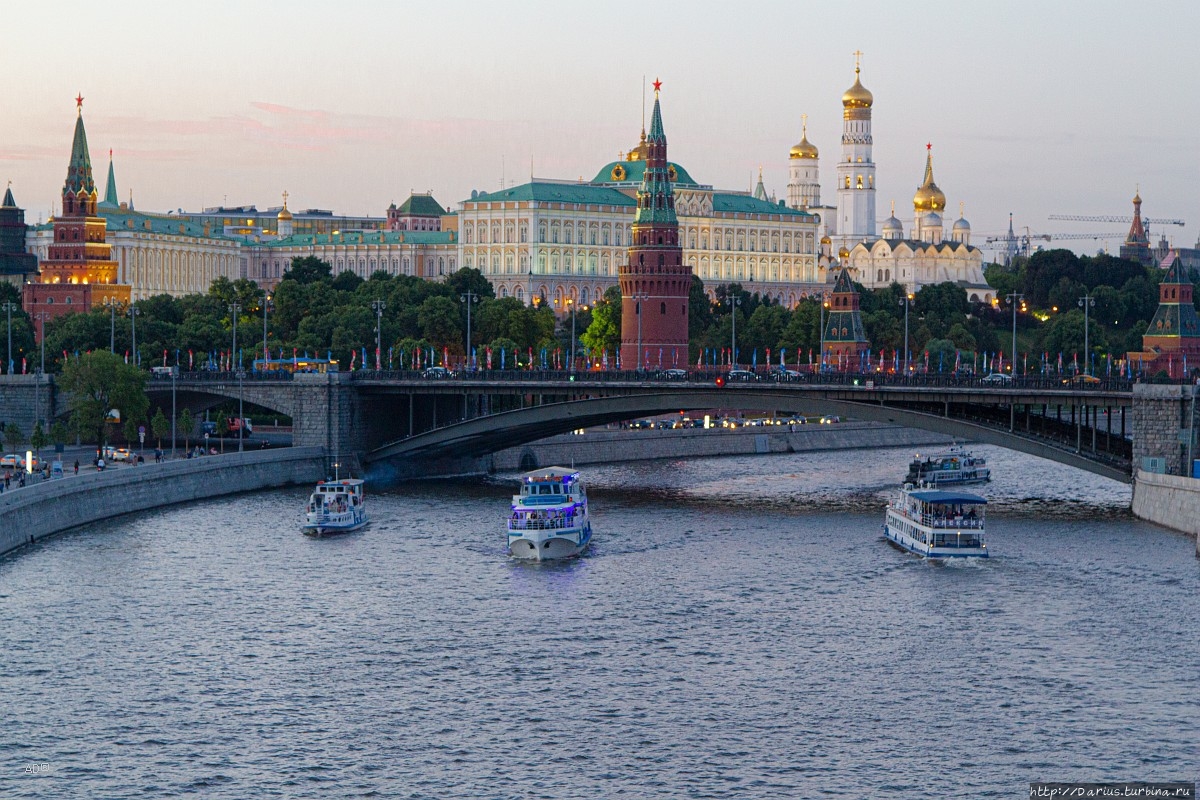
left=367, top=390, right=1131, bottom=483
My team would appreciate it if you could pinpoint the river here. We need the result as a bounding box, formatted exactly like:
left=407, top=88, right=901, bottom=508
left=2, top=445, right=1197, bottom=798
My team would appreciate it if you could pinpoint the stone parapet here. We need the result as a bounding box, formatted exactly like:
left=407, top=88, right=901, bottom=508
left=0, top=446, right=326, bottom=558
left=0, top=374, right=58, bottom=437
left=1132, top=383, right=1198, bottom=475
left=1131, top=469, right=1200, bottom=554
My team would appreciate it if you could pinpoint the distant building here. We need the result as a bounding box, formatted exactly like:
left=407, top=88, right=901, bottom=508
left=22, top=98, right=130, bottom=335
left=181, top=199, right=386, bottom=239
left=387, top=192, right=445, bottom=232
left=843, top=147, right=993, bottom=303
left=1127, top=257, right=1200, bottom=377
left=0, top=184, right=37, bottom=286
left=821, top=266, right=870, bottom=366
left=1119, top=190, right=1153, bottom=266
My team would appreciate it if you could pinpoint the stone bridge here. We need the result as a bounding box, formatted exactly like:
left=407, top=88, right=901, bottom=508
left=12, top=370, right=1197, bottom=482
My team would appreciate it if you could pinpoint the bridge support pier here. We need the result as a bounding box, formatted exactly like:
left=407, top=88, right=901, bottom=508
left=1133, top=383, right=1199, bottom=476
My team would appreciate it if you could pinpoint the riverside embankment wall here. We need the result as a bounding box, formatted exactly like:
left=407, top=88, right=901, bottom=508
left=1131, top=469, right=1200, bottom=555
left=488, top=421, right=952, bottom=472
left=0, top=447, right=326, bottom=558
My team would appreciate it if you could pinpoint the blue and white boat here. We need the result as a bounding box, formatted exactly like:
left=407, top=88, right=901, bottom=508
left=507, top=467, right=592, bottom=560
left=904, top=443, right=990, bottom=486
left=303, top=478, right=368, bottom=537
left=883, top=483, right=988, bottom=558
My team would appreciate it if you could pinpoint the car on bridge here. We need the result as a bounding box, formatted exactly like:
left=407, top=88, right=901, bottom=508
left=658, top=368, right=689, bottom=380
left=726, top=369, right=759, bottom=382
left=980, top=372, right=1012, bottom=384
left=422, top=366, right=453, bottom=379
left=770, top=368, right=803, bottom=382
left=1063, top=374, right=1101, bottom=385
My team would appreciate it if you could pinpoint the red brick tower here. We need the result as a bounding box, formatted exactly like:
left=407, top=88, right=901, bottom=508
left=619, top=80, right=690, bottom=370
left=23, top=95, right=128, bottom=337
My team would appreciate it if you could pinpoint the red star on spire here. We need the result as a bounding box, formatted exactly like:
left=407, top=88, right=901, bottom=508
left=653, top=78, right=662, bottom=93
left=75, top=93, right=84, bottom=109
left=926, top=142, right=932, bottom=151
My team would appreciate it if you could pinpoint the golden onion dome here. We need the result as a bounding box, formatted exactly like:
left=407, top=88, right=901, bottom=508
left=842, top=70, right=873, bottom=109
left=838, top=245, right=850, bottom=259
left=789, top=129, right=818, bottom=160
left=913, top=151, right=945, bottom=212
left=277, top=191, right=293, bottom=221
left=820, top=234, right=832, bottom=245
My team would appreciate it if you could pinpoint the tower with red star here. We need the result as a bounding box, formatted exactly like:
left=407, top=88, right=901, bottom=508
left=619, top=80, right=690, bottom=369
left=23, top=95, right=129, bottom=336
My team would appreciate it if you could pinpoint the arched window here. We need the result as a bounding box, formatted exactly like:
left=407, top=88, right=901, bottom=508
left=660, top=301, right=666, bottom=315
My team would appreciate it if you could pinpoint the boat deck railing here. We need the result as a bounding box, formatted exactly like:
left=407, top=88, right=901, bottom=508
left=508, top=516, right=582, bottom=532
left=892, top=507, right=984, bottom=530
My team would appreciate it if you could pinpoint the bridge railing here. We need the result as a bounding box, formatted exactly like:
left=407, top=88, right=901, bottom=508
left=149, top=370, right=294, bottom=382
left=347, top=367, right=1136, bottom=393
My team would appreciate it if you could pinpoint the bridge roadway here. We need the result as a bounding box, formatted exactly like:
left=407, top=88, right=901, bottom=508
left=150, top=370, right=1136, bottom=482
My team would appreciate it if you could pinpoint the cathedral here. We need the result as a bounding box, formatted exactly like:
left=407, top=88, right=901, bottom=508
left=783, top=56, right=994, bottom=303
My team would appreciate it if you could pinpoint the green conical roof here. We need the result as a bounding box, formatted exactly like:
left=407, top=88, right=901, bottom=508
left=64, top=111, right=96, bottom=197
left=633, top=91, right=677, bottom=226
left=832, top=267, right=855, bottom=293
left=647, top=95, right=665, bottom=144
left=102, top=154, right=119, bottom=207
left=2, top=185, right=14, bottom=208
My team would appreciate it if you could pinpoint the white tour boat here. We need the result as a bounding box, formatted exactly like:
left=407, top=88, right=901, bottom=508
left=904, top=443, right=990, bottom=486
left=303, top=478, right=368, bottom=537
left=883, top=483, right=988, bottom=558
left=507, top=467, right=592, bottom=561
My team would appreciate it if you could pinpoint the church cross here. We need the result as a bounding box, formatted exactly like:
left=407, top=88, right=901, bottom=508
left=282, top=190, right=289, bottom=207
left=801, top=112, right=808, bottom=134
left=852, top=50, right=863, bottom=71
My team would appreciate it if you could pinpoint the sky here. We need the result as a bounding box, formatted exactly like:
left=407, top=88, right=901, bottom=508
left=2, top=0, right=1198, bottom=256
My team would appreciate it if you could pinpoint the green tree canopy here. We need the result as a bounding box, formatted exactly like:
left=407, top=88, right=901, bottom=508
left=59, top=351, right=149, bottom=448
left=282, top=255, right=333, bottom=284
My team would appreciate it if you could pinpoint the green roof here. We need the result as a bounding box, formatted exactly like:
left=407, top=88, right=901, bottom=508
left=268, top=230, right=455, bottom=247
left=395, top=193, right=445, bottom=216
left=102, top=157, right=119, bottom=207
left=98, top=208, right=233, bottom=240
left=712, top=193, right=814, bottom=217
left=471, top=182, right=636, bottom=207
left=2, top=186, right=14, bottom=207
left=590, top=160, right=697, bottom=186
left=65, top=111, right=96, bottom=196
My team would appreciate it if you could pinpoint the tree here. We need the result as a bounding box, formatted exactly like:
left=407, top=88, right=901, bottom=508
left=29, top=422, right=47, bottom=457
left=216, top=416, right=228, bottom=453
left=418, top=296, right=463, bottom=350
left=580, top=292, right=621, bottom=358
left=50, top=420, right=70, bottom=449
left=179, top=408, right=195, bottom=453
left=5, top=422, right=24, bottom=454
left=331, top=270, right=363, bottom=293
left=443, top=267, right=494, bottom=301
left=282, top=255, right=333, bottom=285
left=59, top=351, right=149, bottom=451
left=151, top=407, right=170, bottom=449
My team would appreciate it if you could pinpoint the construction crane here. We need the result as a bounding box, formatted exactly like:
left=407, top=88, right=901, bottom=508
left=983, top=228, right=1125, bottom=262
left=1049, top=214, right=1185, bottom=226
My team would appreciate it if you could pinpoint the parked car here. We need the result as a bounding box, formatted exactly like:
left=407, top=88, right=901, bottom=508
left=1, top=453, right=39, bottom=470
left=422, top=366, right=452, bottom=379
left=1063, top=374, right=1101, bottom=385
left=659, top=368, right=689, bottom=380
left=980, top=372, right=1013, bottom=384
left=726, top=369, right=758, bottom=382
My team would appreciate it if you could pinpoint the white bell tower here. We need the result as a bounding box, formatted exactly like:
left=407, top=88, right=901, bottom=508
left=835, top=51, right=876, bottom=251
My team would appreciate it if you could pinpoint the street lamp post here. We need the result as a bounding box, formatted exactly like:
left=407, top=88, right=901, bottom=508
left=730, top=295, right=742, bottom=368
left=818, top=293, right=830, bottom=373
left=1078, top=293, right=1095, bottom=375
left=1006, top=292, right=1024, bottom=376
left=899, top=292, right=914, bottom=375
left=230, top=301, right=243, bottom=453
left=458, top=292, right=476, bottom=371
left=1, top=301, right=15, bottom=374
left=261, top=292, right=272, bottom=371
left=127, top=304, right=141, bottom=367
left=34, top=311, right=49, bottom=436
left=371, top=299, right=386, bottom=371
left=170, top=367, right=176, bottom=460
left=104, top=296, right=117, bottom=353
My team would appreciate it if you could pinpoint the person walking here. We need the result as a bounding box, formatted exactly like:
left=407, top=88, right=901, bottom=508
left=73, top=460, right=79, bottom=475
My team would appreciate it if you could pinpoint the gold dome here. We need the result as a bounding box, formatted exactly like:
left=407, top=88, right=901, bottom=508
left=842, top=69, right=873, bottom=109
left=277, top=190, right=293, bottom=220
left=912, top=150, right=945, bottom=212
left=627, top=129, right=649, bottom=162
left=820, top=234, right=832, bottom=245
left=790, top=118, right=818, bottom=159
left=838, top=245, right=850, bottom=259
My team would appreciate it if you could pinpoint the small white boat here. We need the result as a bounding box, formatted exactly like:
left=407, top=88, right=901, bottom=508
left=883, top=483, right=988, bottom=559
left=904, top=443, right=990, bottom=486
left=303, top=478, right=368, bottom=537
left=507, top=467, right=592, bottom=561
